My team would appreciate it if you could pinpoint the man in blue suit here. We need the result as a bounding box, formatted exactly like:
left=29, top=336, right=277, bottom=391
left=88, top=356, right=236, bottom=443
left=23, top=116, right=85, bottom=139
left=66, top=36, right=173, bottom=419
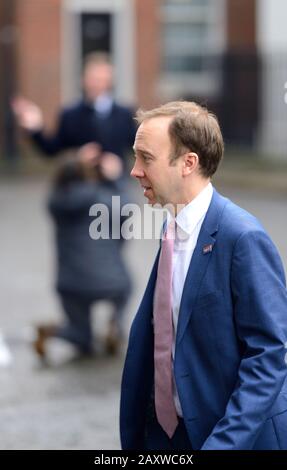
left=120, top=101, right=287, bottom=450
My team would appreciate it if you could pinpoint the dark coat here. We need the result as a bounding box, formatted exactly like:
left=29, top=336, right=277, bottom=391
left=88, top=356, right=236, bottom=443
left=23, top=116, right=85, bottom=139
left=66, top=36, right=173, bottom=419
left=31, top=100, right=136, bottom=164
left=48, top=180, right=131, bottom=300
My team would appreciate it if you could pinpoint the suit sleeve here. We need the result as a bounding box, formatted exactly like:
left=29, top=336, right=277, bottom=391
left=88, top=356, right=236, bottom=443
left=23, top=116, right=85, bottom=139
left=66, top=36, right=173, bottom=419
left=201, top=229, right=287, bottom=450
left=29, top=110, right=69, bottom=156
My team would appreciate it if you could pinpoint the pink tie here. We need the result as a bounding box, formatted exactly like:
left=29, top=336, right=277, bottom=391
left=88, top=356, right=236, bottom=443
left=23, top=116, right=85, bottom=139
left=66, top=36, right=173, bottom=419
left=154, top=220, right=178, bottom=438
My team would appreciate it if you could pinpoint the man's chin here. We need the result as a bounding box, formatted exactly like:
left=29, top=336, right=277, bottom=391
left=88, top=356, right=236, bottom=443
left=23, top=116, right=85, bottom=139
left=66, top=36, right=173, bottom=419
left=143, top=189, right=156, bottom=205
left=145, top=198, right=155, bottom=205
left=145, top=194, right=157, bottom=206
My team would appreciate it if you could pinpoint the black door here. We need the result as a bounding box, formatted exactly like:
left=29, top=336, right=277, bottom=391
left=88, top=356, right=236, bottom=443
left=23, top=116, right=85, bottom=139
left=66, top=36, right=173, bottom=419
left=81, top=13, right=112, bottom=60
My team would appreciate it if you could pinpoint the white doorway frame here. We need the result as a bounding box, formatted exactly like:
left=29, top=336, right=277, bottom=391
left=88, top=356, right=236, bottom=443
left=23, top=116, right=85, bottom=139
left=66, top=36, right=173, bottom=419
left=61, top=0, right=136, bottom=105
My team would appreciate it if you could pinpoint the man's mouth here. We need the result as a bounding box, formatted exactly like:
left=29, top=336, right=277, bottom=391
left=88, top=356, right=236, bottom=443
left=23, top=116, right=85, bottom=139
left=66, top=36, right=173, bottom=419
left=142, top=185, right=152, bottom=195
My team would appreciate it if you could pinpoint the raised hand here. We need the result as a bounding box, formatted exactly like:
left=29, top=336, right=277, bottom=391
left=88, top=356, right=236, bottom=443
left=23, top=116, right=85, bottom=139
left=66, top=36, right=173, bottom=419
left=11, top=96, right=44, bottom=131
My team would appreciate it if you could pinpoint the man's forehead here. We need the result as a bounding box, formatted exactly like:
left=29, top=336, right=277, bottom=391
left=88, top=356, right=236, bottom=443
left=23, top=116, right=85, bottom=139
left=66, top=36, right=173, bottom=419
left=134, top=116, right=172, bottom=149
left=140, top=115, right=172, bottom=132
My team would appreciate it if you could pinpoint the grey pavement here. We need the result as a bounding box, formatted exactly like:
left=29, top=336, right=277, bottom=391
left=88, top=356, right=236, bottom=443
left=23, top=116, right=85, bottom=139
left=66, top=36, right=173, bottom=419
left=0, top=176, right=286, bottom=449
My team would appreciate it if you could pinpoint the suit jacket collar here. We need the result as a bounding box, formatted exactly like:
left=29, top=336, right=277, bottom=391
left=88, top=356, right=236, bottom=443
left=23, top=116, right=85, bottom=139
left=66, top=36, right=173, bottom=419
left=82, top=98, right=116, bottom=115
left=201, top=188, right=228, bottom=236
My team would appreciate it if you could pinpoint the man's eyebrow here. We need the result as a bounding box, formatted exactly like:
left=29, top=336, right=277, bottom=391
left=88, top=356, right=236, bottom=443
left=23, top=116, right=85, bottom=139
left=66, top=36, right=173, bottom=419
left=133, top=147, right=155, bottom=157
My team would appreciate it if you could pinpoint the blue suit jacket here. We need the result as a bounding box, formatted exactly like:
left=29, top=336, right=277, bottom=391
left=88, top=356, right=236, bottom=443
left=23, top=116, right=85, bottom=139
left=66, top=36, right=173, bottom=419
left=120, top=189, right=287, bottom=450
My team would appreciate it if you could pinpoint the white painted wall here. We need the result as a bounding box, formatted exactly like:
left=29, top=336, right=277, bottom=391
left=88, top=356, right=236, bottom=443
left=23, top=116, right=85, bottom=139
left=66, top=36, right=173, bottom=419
left=256, top=0, right=287, bottom=158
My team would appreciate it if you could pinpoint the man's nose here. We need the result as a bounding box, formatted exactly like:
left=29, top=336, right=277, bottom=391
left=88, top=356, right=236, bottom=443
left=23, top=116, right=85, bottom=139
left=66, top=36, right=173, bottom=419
left=130, top=161, right=145, bottom=179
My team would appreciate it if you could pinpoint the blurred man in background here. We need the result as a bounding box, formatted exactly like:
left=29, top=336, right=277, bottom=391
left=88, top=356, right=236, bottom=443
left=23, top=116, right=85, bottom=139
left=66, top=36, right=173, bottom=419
left=12, top=52, right=136, bottom=176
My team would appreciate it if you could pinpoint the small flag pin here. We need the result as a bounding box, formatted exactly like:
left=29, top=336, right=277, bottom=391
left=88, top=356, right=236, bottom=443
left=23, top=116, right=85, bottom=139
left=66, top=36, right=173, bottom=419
left=203, top=244, right=213, bottom=254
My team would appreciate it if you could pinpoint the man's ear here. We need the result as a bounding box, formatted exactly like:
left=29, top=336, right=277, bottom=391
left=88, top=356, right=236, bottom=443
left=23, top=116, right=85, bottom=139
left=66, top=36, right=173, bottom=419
left=182, top=152, right=199, bottom=176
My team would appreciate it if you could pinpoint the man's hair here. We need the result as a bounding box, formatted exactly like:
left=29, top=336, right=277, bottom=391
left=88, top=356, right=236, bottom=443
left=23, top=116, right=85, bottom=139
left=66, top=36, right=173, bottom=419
left=83, top=51, right=112, bottom=70
left=53, top=156, right=86, bottom=189
left=136, top=101, right=224, bottom=178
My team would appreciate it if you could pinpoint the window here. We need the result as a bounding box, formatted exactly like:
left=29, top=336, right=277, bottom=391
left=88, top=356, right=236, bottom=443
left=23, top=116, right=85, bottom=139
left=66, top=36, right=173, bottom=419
left=160, top=0, right=225, bottom=98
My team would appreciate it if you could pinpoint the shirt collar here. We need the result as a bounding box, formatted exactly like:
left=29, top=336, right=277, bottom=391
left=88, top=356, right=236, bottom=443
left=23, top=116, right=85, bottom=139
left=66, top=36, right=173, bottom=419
left=94, top=93, right=113, bottom=115
left=167, top=182, right=213, bottom=237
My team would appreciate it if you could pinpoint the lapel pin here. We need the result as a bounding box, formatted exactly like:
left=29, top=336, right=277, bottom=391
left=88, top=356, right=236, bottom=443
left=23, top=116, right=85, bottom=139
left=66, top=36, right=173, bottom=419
left=203, top=244, right=213, bottom=254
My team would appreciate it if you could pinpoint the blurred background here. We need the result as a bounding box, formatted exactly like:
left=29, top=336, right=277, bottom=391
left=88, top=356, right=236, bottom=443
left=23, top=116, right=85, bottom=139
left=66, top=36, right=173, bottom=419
left=0, top=0, right=286, bottom=449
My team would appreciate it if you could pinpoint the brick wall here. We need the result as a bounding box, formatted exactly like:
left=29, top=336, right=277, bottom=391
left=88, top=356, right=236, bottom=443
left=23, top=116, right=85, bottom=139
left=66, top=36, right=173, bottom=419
left=134, top=0, right=160, bottom=108
left=15, top=0, right=62, bottom=131
left=227, top=0, right=256, bottom=51
left=0, top=0, right=258, bottom=159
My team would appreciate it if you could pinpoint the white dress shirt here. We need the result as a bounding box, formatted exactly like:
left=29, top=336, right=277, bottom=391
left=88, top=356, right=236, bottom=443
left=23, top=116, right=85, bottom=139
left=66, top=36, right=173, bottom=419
left=93, top=93, right=113, bottom=116
left=167, top=182, right=214, bottom=416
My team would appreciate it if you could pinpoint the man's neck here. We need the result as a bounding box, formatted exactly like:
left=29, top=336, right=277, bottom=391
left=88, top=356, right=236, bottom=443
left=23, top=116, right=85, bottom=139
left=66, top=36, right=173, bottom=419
left=173, top=179, right=211, bottom=215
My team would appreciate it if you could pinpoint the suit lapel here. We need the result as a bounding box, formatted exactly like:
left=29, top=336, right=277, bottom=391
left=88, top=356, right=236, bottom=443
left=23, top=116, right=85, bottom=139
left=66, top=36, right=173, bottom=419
left=176, top=189, right=228, bottom=346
